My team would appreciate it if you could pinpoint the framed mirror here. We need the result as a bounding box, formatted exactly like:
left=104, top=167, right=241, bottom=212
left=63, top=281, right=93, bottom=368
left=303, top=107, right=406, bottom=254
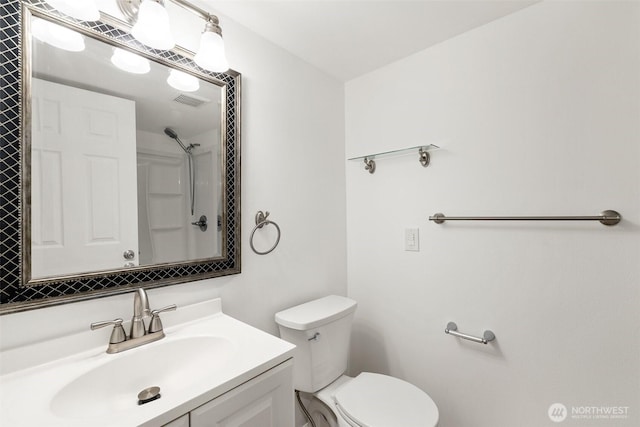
left=0, top=0, right=241, bottom=313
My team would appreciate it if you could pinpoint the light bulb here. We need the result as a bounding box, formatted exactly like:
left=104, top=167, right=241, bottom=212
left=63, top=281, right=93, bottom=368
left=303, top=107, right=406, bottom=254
left=167, top=69, right=200, bottom=92
left=111, top=48, right=150, bottom=74
left=194, top=27, right=229, bottom=72
left=131, top=0, right=175, bottom=50
left=46, top=0, right=100, bottom=21
left=31, top=18, right=85, bottom=52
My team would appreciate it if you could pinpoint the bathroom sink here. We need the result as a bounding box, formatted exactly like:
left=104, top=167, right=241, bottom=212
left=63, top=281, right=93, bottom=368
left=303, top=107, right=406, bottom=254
left=50, top=336, right=233, bottom=419
left=0, top=298, right=295, bottom=427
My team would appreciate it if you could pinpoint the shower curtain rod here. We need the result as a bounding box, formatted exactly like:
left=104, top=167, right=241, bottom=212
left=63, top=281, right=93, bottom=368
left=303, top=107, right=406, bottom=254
left=428, top=210, right=621, bottom=226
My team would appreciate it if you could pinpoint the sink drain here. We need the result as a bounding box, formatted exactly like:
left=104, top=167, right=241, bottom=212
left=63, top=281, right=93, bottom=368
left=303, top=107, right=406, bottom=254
left=138, top=386, right=161, bottom=405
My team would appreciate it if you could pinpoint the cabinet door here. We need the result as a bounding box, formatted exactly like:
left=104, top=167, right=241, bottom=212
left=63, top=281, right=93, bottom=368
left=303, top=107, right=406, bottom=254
left=190, top=359, right=293, bottom=427
left=163, top=414, right=189, bottom=427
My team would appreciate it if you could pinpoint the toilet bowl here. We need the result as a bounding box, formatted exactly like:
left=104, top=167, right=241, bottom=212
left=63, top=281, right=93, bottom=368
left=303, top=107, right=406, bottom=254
left=275, top=295, right=439, bottom=427
left=299, top=392, right=339, bottom=427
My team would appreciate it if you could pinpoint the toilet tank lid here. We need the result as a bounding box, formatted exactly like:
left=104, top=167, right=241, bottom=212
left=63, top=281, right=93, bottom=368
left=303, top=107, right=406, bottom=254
left=275, top=295, right=357, bottom=330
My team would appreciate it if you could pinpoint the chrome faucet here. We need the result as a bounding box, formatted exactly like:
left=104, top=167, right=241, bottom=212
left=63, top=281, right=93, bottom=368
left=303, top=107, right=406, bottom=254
left=90, top=288, right=176, bottom=354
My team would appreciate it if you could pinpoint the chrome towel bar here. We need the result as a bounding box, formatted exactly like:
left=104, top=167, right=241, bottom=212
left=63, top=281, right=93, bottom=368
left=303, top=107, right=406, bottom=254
left=445, top=322, right=495, bottom=345
left=429, top=209, right=621, bottom=226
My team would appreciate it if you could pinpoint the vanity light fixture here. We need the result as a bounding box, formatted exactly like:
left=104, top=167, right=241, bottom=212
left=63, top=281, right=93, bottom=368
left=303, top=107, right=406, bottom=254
left=111, top=47, right=151, bottom=74
left=45, top=0, right=100, bottom=21
left=167, top=68, right=200, bottom=92
left=193, top=16, right=229, bottom=72
left=131, top=0, right=175, bottom=50
left=115, top=0, right=229, bottom=72
left=31, top=17, right=85, bottom=52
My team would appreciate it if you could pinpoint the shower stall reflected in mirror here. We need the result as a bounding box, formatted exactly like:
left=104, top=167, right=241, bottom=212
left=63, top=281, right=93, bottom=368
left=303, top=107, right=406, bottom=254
left=136, top=127, right=222, bottom=265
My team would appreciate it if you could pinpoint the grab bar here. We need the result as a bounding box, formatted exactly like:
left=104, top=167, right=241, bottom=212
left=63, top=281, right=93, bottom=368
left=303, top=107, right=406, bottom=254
left=429, top=210, right=621, bottom=226
left=445, top=322, right=495, bottom=345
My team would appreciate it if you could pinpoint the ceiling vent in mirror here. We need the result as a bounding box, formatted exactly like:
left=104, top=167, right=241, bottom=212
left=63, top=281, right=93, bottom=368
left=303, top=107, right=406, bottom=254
left=173, top=93, right=210, bottom=108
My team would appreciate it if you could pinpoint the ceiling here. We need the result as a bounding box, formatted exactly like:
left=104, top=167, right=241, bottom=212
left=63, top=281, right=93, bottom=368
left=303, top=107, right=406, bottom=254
left=193, top=0, right=538, bottom=82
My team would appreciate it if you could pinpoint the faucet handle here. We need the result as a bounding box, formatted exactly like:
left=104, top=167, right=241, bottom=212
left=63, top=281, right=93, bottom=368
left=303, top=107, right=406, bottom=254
left=148, top=305, right=177, bottom=334
left=90, top=318, right=127, bottom=344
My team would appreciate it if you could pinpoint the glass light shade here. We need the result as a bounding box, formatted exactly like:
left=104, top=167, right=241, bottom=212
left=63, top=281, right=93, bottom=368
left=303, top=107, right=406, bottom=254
left=31, top=18, right=85, bottom=52
left=131, top=0, right=175, bottom=50
left=111, top=48, right=150, bottom=74
left=167, top=69, right=200, bottom=92
left=193, top=31, right=229, bottom=72
left=46, top=0, right=100, bottom=21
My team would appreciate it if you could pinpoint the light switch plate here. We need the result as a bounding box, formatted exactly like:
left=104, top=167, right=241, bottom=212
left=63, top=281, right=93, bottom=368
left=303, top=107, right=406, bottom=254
left=405, top=228, right=420, bottom=251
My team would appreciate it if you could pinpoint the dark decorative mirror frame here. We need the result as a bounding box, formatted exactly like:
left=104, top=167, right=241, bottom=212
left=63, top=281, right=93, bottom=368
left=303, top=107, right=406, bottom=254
left=0, top=0, right=241, bottom=314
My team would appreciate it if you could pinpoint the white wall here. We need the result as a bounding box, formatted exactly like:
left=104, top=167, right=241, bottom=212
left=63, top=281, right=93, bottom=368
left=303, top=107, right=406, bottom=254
left=213, top=7, right=347, bottom=332
left=1, top=4, right=346, bottom=349
left=345, top=2, right=639, bottom=427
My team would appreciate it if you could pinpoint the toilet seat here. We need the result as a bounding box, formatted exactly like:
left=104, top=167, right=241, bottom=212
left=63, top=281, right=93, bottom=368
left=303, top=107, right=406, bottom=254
left=332, top=373, right=439, bottom=427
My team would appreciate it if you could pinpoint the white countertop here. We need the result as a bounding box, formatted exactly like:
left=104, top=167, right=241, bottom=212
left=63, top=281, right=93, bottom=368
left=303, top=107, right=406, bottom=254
left=0, top=298, right=295, bottom=427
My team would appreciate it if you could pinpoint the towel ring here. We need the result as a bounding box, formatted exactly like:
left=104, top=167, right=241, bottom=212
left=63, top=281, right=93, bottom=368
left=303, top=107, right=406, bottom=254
left=250, top=211, right=281, bottom=255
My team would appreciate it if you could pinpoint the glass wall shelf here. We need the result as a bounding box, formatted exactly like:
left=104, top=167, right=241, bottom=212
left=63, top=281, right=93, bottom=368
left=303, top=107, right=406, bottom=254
left=348, top=144, right=439, bottom=174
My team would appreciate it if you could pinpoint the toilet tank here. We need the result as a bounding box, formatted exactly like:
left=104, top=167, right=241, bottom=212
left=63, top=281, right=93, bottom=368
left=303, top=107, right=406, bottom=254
left=275, top=295, right=357, bottom=393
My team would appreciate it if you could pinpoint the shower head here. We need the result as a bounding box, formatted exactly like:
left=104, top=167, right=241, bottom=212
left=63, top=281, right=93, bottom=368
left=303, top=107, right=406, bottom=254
left=163, top=127, right=197, bottom=215
left=164, top=127, right=190, bottom=154
left=164, top=127, right=200, bottom=154
left=164, top=127, right=178, bottom=139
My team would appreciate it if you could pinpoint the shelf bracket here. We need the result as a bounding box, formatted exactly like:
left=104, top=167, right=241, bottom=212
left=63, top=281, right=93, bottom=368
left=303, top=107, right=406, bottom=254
left=419, top=148, right=430, bottom=167
left=363, top=157, right=376, bottom=174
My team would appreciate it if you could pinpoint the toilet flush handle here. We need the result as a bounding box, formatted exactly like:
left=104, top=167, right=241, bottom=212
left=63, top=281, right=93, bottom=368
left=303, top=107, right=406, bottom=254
left=308, top=332, right=321, bottom=341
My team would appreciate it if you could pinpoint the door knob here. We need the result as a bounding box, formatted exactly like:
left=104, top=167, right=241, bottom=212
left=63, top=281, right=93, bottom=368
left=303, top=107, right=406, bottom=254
left=123, top=249, right=135, bottom=260
left=191, top=215, right=208, bottom=232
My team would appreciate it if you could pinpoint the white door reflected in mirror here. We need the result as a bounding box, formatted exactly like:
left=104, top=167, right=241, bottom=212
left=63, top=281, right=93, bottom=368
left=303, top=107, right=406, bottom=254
left=31, top=78, right=139, bottom=278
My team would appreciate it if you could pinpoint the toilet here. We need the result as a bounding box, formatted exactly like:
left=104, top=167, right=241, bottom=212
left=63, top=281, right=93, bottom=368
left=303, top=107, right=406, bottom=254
left=275, top=295, right=439, bottom=427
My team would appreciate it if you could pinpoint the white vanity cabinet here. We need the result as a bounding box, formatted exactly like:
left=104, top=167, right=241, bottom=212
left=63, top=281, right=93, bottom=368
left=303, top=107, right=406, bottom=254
left=162, top=359, right=294, bottom=427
